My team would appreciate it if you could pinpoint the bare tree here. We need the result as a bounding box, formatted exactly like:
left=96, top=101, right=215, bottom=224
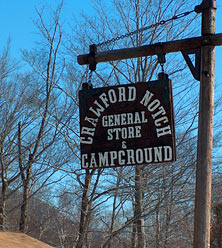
left=17, top=2, right=68, bottom=232
left=0, top=41, right=30, bottom=230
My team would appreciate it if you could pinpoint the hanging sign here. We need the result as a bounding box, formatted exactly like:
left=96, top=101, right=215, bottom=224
left=79, top=73, right=176, bottom=169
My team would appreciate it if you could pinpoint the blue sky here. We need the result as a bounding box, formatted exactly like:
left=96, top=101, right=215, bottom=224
left=0, top=0, right=92, bottom=57
left=0, top=0, right=222, bottom=81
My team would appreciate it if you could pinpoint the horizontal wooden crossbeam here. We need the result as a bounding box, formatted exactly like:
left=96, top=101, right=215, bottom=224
left=77, top=33, right=222, bottom=65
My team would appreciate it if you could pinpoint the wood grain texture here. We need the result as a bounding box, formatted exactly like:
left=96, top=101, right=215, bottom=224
left=77, top=34, right=222, bottom=65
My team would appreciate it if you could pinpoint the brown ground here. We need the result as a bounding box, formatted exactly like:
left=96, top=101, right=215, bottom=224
left=0, top=231, right=53, bottom=248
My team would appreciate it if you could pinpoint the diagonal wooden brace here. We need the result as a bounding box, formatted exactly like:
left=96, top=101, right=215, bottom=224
left=181, top=48, right=201, bottom=81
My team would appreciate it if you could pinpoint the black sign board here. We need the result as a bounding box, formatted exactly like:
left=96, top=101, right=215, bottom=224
left=79, top=73, right=176, bottom=169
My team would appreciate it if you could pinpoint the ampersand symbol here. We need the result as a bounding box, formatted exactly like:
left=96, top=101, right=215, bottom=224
left=122, top=141, right=127, bottom=149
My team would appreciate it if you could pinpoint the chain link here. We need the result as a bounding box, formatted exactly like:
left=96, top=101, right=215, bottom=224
left=96, top=10, right=195, bottom=48
left=87, top=69, right=93, bottom=87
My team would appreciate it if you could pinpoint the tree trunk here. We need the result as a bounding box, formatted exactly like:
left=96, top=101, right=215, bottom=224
left=0, top=176, right=7, bottom=231
left=131, top=221, right=137, bottom=248
left=133, top=166, right=145, bottom=248
left=108, top=168, right=122, bottom=248
left=76, top=170, right=93, bottom=248
left=19, top=162, right=32, bottom=233
left=19, top=184, right=29, bottom=232
left=0, top=145, right=7, bottom=231
left=18, top=124, right=32, bottom=233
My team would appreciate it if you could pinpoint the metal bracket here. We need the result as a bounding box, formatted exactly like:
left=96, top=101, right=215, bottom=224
left=158, top=72, right=169, bottom=81
left=157, top=52, right=166, bottom=64
left=157, top=51, right=166, bottom=72
left=88, top=44, right=97, bottom=71
left=181, top=48, right=201, bottom=81
left=195, top=0, right=217, bottom=13
left=82, top=82, right=93, bottom=90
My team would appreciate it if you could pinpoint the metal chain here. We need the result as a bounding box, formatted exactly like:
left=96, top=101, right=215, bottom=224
left=87, top=9, right=196, bottom=84
left=87, top=69, right=93, bottom=87
left=96, top=10, right=195, bottom=48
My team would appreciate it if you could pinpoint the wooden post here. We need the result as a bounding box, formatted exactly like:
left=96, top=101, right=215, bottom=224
left=193, top=1, right=216, bottom=247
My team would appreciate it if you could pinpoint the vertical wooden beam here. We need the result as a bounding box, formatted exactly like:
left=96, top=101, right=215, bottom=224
left=193, top=0, right=216, bottom=247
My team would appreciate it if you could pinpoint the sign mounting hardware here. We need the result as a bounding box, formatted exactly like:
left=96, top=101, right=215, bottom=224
left=181, top=48, right=201, bottom=81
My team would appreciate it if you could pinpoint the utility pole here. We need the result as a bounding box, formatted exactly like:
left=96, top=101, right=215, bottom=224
left=193, top=0, right=217, bottom=247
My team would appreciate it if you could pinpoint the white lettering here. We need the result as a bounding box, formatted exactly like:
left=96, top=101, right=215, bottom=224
left=82, top=154, right=88, bottom=168
left=102, top=112, right=147, bottom=128
left=140, top=90, right=154, bottom=106
left=118, top=87, right=126, bottom=102
left=154, top=116, right=169, bottom=127
left=154, top=147, right=163, bottom=162
left=99, top=93, right=110, bottom=108
left=127, top=150, right=135, bottom=164
left=144, top=148, right=152, bottom=163
left=80, top=137, right=93, bottom=144
left=151, top=106, right=166, bottom=119
left=122, top=128, right=127, bottom=139
left=118, top=150, right=125, bottom=165
left=81, top=146, right=174, bottom=168
left=121, top=113, right=127, bottom=125
left=81, top=127, right=95, bottom=136
left=135, top=126, right=142, bottom=138
left=128, top=86, right=136, bottom=101
left=164, top=146, right=173, bottom=161
left=114, top=114, right=121, bottom=126
left=108, top=115, right=114, bottom=127
left=89, top=153, right=97, bottom=168
left=134, top=112, right=141, bottom=124
left=107, top=129, right=113, bottom=140
left=128, top=126, right=134, bottom=138
left=85, top=116, right=98, bottom=127
left=89, top=100, right=105, bottom=117
left=127, top=113, right=134, bottom=124
left=147, top=99, right=160, bottom=112
left=141, top=111, right=148, bottom=123
left=156, top=125, right=172, bottom=137
left=98, top=152, right=109, bottom=167
left=108, top=89, right=117, bottom=103
left=102, top=116, right=108, bottom=127
left=106, top=126, right=142, bottom=140
left=110, top=151, right=117, bottom=166
left=136, top=149, right=143, bottom=163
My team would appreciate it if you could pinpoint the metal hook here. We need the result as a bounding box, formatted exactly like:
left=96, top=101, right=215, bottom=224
left=157, top=52, right=166, bottom=72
